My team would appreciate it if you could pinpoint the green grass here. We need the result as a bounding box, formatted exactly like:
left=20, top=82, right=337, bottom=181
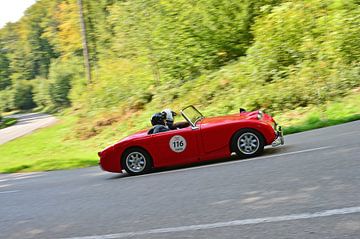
left=278, top=92, right=360, bottom=134
left=283, top=114, right=360, bottom=134
left=0, top=116, right=97, bottom=173
left=0, top=91, right=359, bottom=173
left=0, top=118, right=17, bottom=129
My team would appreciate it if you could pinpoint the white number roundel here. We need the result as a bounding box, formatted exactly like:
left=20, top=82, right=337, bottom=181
left=169, top=135, right=187, bottom=153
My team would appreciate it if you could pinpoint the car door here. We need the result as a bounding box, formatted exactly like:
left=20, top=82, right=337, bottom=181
left=198, top=122, right=237, bottom=161
left=147, top=127, right=200, bottom=168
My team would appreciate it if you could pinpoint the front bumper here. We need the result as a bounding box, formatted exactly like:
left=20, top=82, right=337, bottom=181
left=272, top=126, right=284, bottom=147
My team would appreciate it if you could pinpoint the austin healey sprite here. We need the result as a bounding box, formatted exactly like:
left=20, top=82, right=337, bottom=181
left=98, top=105, right=284, bottom=175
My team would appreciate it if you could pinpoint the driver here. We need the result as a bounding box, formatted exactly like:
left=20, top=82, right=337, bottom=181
left=148, top=112, right=170, bottom=134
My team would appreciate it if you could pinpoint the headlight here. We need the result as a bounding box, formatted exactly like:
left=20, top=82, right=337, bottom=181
left=257, top=110, right=263, bottom=120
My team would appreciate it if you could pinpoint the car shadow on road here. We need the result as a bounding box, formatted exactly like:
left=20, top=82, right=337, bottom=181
left=106, top=145, right=293, bottom=180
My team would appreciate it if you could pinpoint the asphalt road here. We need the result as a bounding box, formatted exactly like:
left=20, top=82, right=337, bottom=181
left=0, top=113, right=57, bottom=145
left=0, top=121, right=359, bottom=239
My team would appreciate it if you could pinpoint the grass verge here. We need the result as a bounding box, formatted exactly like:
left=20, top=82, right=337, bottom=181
left=0, top=116, right=96, bottom=173
left=284, top=114, right=360, bottom=134
left=278, top=92, right=360, bottom=134
left=0, top=118, right=17, bottom=129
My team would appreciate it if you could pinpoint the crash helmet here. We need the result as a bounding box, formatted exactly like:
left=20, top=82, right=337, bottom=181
left=151, top=112, right=165, bottom=126
left=162, top=109, right=177, bottom=122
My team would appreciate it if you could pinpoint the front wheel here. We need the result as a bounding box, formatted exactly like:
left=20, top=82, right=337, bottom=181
left=231, top=129, right=265, bottom=158
left=121, top=148, right=152, bottom=175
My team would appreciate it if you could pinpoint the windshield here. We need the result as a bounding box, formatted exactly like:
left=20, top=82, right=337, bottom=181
left=181, top=105, right=204, bottom=127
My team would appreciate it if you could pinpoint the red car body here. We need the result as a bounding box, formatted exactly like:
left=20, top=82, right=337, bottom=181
left=99, top=106, right=283, bottom=174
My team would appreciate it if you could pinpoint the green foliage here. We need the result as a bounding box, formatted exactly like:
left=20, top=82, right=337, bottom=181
left=234, top=0, right=360, bottom=112
left=246, top=0, right=360, bottom=81
left=77, top=58, right=154, bottom=111
left=0, top=89, right=14, bottom=112
left=32, top=57, right=84, bottom=111
left=283, top=114, right=360, bottom=135
left=21, top=0, right=59, bottom=79
left=12, top=81, right=36, bottom=110
left=0, top=117, right=17, bottom=129
left=0, top=0, right=359, bottom=128
left=48, top=61, right=73, bottom=108
left=108, top=0, right=280, bottom=83
left=31, top=77, right=52, bottom=111
left=0, top=46, right=11, bottom=90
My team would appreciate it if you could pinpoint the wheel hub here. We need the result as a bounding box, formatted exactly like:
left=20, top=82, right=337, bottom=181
left=237, top=132, right=260, bottom=155
left=126, top=152, right=146, bottom=173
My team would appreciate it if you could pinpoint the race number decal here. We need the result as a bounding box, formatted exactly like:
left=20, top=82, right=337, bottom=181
left=169, top=135, right=187, bottom=153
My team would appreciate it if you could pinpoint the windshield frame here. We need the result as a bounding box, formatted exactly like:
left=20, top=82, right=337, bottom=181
left=180, top=105, right=205, bottom=128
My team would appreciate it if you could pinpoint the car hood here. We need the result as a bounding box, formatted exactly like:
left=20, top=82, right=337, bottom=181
left=200, top=110, right=273, bottom=125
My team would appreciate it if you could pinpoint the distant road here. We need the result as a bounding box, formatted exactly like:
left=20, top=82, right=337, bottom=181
left=0, top=120, right=359, bottom=239
left=0, top=113, right=57, bottom=145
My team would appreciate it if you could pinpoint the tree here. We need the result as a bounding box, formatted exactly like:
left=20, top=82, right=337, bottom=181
left=77, top=0, right=92, bottom=84
left=48, top=60, right=76, bottom=107
left=0, top=45, right=11, bottom=90
left=13, top=81, right=36, bottom=110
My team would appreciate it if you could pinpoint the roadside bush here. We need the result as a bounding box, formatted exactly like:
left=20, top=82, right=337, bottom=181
left=32, top=77, right=52, bottom=110
left=49, top=75, right=71, bottom=108
left=47, top=60, right=74, bottom=108
left=13, top=81, right=36, bottom=110
left=0, top=117, right=17, bottom=129
left=0, top=89, right=14, bottom=112
left=237, top=0, right=360, bottom=112
left=77, top=58, right=153, bottom=112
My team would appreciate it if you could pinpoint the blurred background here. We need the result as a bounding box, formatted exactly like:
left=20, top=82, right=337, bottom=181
left=0, top=0, right=359, bottom=173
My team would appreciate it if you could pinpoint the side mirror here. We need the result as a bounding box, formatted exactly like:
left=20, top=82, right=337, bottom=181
left=240, top=108, right=246, bottom=113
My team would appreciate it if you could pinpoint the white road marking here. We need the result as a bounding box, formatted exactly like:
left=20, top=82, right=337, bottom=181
left=60, top=206, right=360, bottom=239
left=14, top=174, right=45, bottom=180
left=0, top=172, right=43, bottom=179
left=130, top=146, right=333, bottom=178
left=0, top=173, right=45, bottom=183
left=0, top=190, right=19, bottom=194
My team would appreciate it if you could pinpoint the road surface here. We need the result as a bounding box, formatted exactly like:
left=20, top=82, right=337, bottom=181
left=0, top=121, right=359, bottom=239
left=0, top=113, right=57, bottom=145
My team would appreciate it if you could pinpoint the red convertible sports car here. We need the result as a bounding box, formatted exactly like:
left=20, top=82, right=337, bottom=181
left=98, top=105, right=284, bottom=175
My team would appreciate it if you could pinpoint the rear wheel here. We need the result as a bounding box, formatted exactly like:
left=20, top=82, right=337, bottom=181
left=122, top=148, right=152, bottom=175
left=231, top=129, right=265, bottom=158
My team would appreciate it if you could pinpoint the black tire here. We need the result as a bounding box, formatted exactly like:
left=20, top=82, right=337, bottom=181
left=231, top=128, right=265, bottom=158
left=121, top=148, right=152, bottom=175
